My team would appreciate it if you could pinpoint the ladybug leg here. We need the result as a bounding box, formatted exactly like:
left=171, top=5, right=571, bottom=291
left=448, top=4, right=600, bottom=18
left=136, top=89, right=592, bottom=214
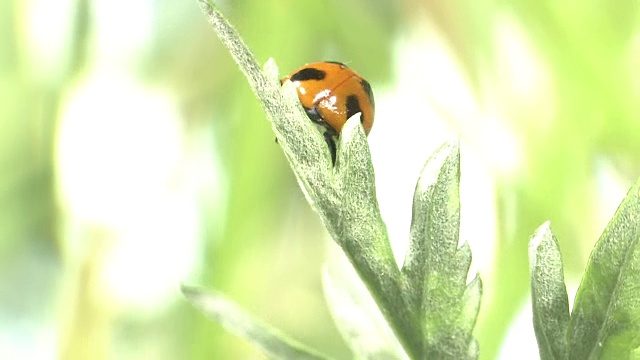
left=323, top=131, right=337, bottom=165
left=306, top=106, right=339, bottom=165
left=320, top=124, right=339, bottom=165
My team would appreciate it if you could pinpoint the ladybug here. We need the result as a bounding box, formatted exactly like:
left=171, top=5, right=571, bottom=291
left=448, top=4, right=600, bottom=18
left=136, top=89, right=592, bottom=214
left=280, top=61, right=375, bottom=164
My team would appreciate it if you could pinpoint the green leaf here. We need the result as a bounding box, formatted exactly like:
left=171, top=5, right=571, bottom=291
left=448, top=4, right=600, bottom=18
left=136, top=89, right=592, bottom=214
left=401, top=142, right=481, bottom=358
left=181, top=285, right=329, bottom=360
left=197, top=0, right=331, bottom=174
left=529, top=221, right=570, bottom=360
left=567, top=178, right=640, bottom=359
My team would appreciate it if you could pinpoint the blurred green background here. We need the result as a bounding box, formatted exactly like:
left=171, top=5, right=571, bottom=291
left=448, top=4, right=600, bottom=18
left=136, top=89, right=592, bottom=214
left=1, top=0, right=639, bottom=358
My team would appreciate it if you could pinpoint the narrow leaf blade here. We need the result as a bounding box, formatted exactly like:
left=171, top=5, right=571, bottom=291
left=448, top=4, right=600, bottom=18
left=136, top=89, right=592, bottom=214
left=198, top=0, right=331, bottom=174
left=181, top=285, right=329, bottom=360
left=529, top=221, right=570, bottom=360
left=402, top=142, right=461, bottom=306
left=401, top=141, right=480, bottom=358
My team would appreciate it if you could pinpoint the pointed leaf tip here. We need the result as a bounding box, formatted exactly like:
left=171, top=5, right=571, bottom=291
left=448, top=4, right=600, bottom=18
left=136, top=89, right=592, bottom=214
left=400, top=140, right=477, bottom=359
left=414, top=141, right=460, bottom=196
left=528, top=222, right=570, bottom=360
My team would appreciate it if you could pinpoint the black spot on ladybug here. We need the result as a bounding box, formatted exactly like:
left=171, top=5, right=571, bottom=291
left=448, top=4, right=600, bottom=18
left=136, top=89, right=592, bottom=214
left=345, top=95, right=363, bottom=122
left=360, top=79, right=375, bottom=108
left=291, top=68, right=326, bottom=82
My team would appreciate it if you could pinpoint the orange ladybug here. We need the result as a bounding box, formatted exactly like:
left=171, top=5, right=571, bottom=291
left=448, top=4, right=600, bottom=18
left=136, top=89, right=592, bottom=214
left=281, top=61, right=375, bottom=164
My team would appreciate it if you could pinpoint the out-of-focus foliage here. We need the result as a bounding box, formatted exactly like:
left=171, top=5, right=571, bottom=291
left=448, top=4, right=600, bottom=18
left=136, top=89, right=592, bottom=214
left=1, top=0, right=639, bottom=358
